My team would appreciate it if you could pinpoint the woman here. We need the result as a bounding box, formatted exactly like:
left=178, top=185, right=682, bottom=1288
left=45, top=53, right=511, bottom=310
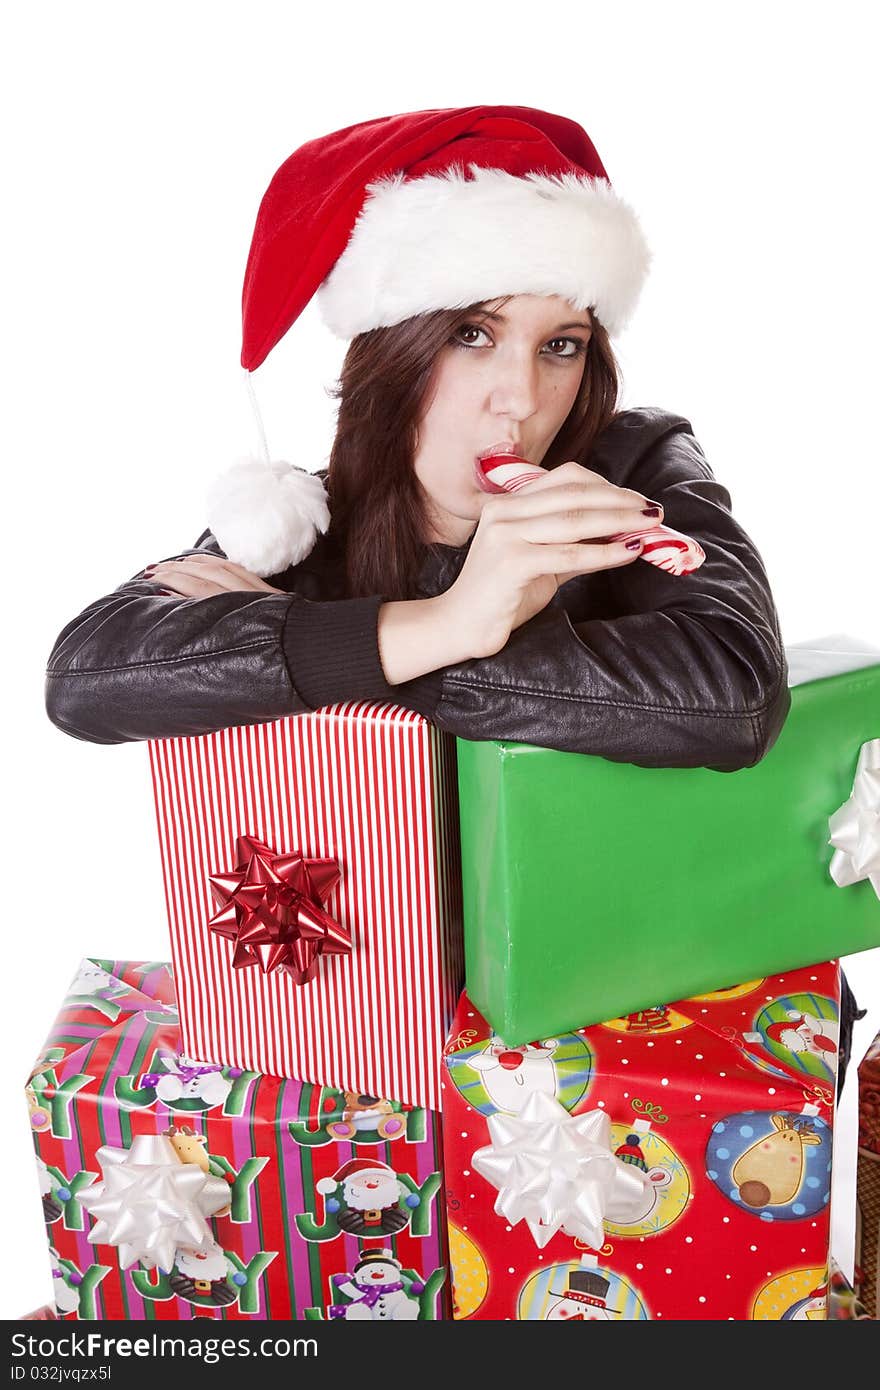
left=44, top=104, right=790, bottom=771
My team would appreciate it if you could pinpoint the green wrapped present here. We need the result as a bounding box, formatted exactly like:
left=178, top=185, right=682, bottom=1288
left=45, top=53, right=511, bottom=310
left=457, top=634, right=880, bottom=1044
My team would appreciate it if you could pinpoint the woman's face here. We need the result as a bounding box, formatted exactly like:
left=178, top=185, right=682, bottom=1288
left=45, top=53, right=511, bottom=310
left=413, top=293, right=592, bottom=545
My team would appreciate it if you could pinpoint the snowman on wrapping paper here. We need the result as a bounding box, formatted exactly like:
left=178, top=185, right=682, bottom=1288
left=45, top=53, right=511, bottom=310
left=316, top=1158, right=419, bottom=1236
left=329, top=1249, right=422, bottom=1320
left=48, top=1246, right=80, bottom=1317
left=546, top=1270, right=620, bottom=1320
left=151, top=1052, right=233, bottom=1108
left=613, top=1127, right=673, bottom=1226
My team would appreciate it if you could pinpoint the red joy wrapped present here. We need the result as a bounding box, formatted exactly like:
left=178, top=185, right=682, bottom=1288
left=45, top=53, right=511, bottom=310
left=28, top=958, right=449, bottom=1321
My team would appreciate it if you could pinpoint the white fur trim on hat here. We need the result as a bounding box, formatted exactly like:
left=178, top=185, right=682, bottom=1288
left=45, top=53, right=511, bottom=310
left=206, top=460, right=330, bottom=577
left=317, top=164, right=651, bottom=339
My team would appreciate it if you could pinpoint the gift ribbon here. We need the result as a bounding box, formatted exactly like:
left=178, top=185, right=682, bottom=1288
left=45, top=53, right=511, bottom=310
left=76, top=1134, right=231, bottom=1272
left=471, top=1091, right=653, bottom=1250
left=828, top=738, right=880, bottom=898
left=208, top=834, right=350, bottom=986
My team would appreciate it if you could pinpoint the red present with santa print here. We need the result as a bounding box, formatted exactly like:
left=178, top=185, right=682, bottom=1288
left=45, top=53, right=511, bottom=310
left=441, top=960, right=840, bottom=1321
left=148, top=705, right=463, bottom=1109
left=28, top=957, right=449, bottom=1321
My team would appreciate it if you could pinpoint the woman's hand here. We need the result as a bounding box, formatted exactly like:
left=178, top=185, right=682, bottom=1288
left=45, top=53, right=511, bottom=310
left=141, top=553, right=286, bottom=598
left=439, top=460, right=663, bottom=659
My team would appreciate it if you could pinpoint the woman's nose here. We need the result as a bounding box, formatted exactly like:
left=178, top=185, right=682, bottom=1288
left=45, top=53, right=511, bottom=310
left=489, top=357, right=539, bottom=422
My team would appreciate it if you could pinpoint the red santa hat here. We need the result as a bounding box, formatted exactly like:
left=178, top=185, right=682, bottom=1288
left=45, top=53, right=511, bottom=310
left=315, top=1157, right=396, bottom=1196
left=208, top=105, right=651, bottom=575
left=765, top=1015, right=805, bottom=1047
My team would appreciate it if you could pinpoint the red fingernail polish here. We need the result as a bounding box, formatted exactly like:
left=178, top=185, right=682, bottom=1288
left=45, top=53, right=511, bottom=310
left=641, top=507, right=662, bottom=518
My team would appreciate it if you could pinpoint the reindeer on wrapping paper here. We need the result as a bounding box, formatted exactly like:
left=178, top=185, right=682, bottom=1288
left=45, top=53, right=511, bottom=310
left=732, top=1115, right=823, bottom=1208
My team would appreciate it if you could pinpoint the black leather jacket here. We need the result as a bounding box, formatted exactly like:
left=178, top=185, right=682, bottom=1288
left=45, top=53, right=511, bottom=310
left=44, top=407, right=790, bottom=771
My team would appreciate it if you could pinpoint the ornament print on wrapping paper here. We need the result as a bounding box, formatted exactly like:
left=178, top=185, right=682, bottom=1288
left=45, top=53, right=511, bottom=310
left=705, top=1110, right=832, bottom=1219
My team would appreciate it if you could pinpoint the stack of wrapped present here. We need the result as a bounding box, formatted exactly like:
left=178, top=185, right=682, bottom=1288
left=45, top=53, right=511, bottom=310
left=26, top=638, right=880, bottom=1320
left=28, top=707, right=461, bottom=1321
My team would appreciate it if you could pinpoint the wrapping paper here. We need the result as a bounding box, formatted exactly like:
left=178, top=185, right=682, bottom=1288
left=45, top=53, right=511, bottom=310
left=149, top=704, right=463, bottom=1109
left=442, top=961, right=839, bottom=1320
left=28, top=959, right=449, bottom=1321
left=457, top=641, right=880, bottom=1044
left=855, top=1027, right=880, bottom=1317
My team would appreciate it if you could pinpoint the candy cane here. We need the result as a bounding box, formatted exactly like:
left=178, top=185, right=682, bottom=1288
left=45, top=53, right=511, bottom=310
left=475, top=454, right=706, bottom=576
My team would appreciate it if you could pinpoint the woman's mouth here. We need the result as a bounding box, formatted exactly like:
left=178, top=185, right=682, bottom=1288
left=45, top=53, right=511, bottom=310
left=475, top=443, right=527, bottom=493
left=474, top=447, right=544, bottom=495
left=477, top=441, right=523, bottom=461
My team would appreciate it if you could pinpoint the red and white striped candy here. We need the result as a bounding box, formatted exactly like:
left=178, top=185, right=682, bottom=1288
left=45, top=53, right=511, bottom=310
left=476, top=454, right=705, bottom=576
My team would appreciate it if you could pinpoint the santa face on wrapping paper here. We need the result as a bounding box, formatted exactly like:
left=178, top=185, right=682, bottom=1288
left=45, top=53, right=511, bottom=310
left=168, top=1239, right=240, bottom=1307
left=343, top=1169, right=402, bottom=1212
left=175, top=1242, right=230, bottom=1282
left=316, top=1158, right=417, bottom=1237
left=468, top=1036, right=559, bottom=1114
left=766, top=1012, right=839, bottom=1062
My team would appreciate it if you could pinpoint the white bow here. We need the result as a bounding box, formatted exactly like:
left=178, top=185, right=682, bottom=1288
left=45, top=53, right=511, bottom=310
left=471, top=1091, right=652, bottom=1250
left=828, top=738, right=880, bottom=898
left=77, top=1134, right=231, bottom=1272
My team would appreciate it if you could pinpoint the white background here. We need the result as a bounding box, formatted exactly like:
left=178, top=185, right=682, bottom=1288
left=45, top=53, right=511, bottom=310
left=3, top=1, right=878, bottom=1317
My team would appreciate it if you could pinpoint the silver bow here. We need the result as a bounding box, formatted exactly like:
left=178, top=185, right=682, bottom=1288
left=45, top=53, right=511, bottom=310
left=828, top=738, right=880, bottom=898
left=77, top=1134, right=231, bottom=1271
left=471, top=1091, right=652, bottom=1250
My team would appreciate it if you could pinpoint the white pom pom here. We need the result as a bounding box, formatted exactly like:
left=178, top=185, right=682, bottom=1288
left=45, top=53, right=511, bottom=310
left=206, top=459, right=331, bottom=577
left=315, top=1177, right=338, bottom=1196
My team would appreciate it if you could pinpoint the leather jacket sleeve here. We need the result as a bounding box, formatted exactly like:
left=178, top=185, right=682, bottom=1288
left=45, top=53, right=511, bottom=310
left=44, top=534, right=442, bottom=745
left=392, top=410, right=791, bottom=772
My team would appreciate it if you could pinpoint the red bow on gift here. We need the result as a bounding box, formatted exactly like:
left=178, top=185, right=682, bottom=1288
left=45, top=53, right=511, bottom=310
left=207, top=835, right=350, bottom=986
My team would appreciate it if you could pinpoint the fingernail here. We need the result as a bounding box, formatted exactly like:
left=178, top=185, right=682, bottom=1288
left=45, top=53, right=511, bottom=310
left=625, top=538, right=643, bottom=550
left=641, top=507, right=662, bottom=517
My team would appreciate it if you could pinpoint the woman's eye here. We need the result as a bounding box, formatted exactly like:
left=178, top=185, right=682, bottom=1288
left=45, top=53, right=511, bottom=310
left=544, top=337, right=585, bottom=358
left=452, top=324, right=491, bottom=348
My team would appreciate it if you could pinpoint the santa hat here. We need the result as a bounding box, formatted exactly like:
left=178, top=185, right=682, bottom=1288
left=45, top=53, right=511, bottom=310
left=765, top=1016, right=804, bottom=1045
left=315, top=1157, right=396, bottom=1196
left=208, top=105, right=651, bottom=576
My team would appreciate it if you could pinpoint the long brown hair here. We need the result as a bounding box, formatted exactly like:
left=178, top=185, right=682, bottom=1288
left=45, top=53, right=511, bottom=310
left=326, top=300, right=622, bottom=599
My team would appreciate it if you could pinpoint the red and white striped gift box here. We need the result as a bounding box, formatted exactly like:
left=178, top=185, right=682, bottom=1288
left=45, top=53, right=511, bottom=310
left=148, top=702, right=464, bottom=1109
